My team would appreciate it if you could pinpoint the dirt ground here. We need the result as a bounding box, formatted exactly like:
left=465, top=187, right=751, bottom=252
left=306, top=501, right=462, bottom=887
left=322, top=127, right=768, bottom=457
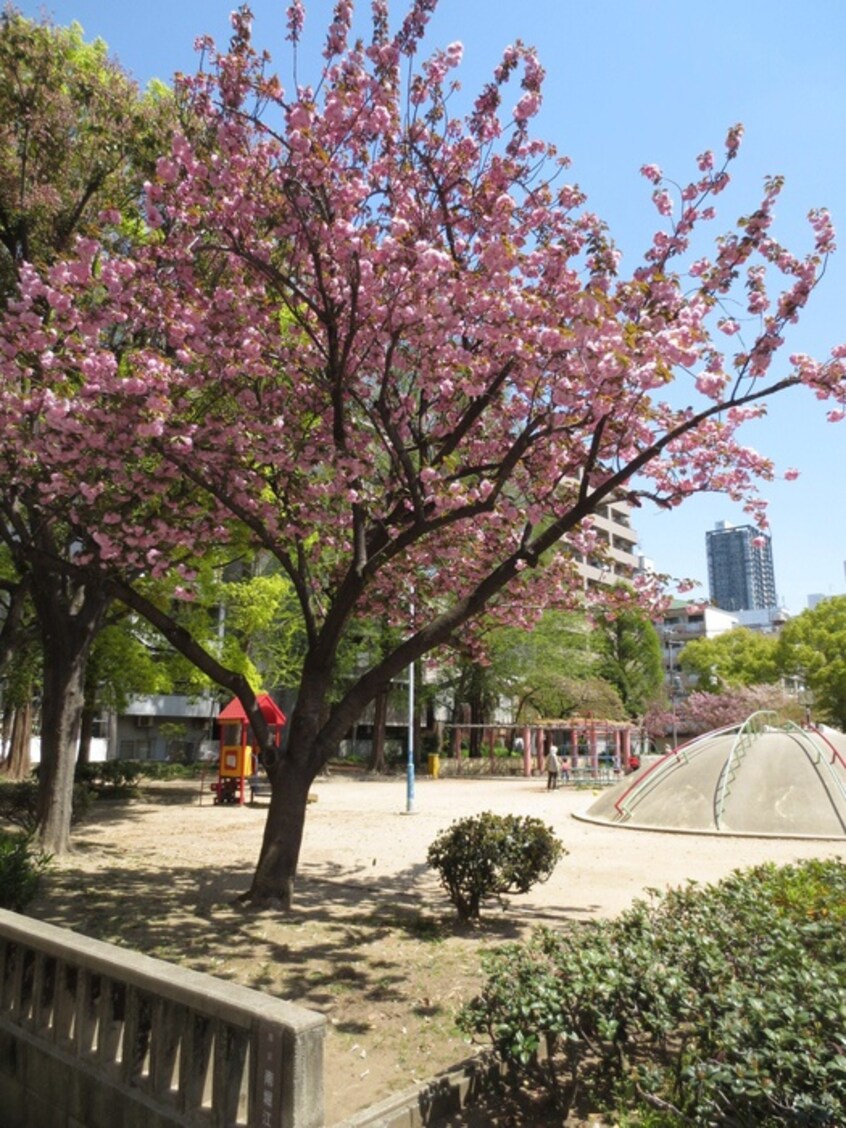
left=30, top=772, right=846, bottom=1125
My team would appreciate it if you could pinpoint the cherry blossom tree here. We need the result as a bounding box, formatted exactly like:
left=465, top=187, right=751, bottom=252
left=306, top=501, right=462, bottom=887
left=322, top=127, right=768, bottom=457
left=676, top=686, right=803, bottom=735
left=0, top=9, right=175, bottom=851
left=3, top=1, right=846, bottom=904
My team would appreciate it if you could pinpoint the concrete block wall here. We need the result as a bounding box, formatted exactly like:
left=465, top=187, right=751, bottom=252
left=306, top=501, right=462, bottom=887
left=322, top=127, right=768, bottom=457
left=0, top=909, right=325, bottom=1128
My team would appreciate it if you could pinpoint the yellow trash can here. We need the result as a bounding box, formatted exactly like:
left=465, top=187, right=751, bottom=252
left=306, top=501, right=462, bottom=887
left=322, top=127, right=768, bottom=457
left=428, top=753, right=440, bottom=779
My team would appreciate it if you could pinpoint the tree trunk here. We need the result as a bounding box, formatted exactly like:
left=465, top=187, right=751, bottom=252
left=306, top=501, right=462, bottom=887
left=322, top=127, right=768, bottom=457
left=367, top=688, right=388, bottom=773
left=37, top=643, right=90, bottom=855
left=242, top=685, right=335, bottom=909
left=0, top=705, right=10, bottom=765
left=3, top=701, right=32, bottom=780
left=245, top=754, right=316, bottom=909
left=469, top=694, right=485, bottom=757
left=29, top=574, right=110, bottom=857
left=77, top=700, right=95, bottom=764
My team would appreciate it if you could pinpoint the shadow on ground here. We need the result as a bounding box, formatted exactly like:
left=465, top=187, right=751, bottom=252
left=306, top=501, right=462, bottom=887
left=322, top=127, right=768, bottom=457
left=17, top=782, right=607, bottom=1125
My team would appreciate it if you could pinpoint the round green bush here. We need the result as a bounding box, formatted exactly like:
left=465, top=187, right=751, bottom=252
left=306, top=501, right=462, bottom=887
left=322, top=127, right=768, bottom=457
left=427, top=811, right=565, bottom=920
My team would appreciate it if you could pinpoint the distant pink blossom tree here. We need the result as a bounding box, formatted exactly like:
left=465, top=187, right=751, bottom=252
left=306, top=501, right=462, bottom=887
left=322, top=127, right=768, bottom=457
left=678, top=686, right=804, bottom=734
left=3, top=1, right=845, bottom=904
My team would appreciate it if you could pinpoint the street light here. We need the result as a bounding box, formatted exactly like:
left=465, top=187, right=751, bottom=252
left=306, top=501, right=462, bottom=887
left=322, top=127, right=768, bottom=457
left=406, top=650, right=415, bottom=813
left=405, top=593, right=416, bottom=814
left=663, top=634, right=685, bottom=749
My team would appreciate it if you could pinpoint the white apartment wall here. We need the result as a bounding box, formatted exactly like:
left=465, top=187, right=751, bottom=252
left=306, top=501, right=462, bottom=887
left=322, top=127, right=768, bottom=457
left=579, top=500, right=639, bottom=586
left=27, top=736, right=109, bottom=764
left=734, top=607, right=790, bottom=633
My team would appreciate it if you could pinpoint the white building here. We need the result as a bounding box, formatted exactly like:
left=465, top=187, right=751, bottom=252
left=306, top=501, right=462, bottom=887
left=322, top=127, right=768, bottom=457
left=658, top=601, right=738, bottom=698
left=733, top=606, right=790, bottom=634
left=577, top=499, right=640, bottom=588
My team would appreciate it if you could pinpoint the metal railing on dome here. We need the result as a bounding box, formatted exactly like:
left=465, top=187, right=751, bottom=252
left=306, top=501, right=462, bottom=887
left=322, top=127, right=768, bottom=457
left=784, top=722, right=846, bottom=809
left=614, top=720, right=749, bottom=822
left=712, top=710, right=780, bottom=830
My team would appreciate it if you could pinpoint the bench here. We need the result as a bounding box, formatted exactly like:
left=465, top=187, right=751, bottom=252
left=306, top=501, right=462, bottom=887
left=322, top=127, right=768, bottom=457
left=248, top=774, right=272, bottom=803
left=247, top=777, right=320, bottom=807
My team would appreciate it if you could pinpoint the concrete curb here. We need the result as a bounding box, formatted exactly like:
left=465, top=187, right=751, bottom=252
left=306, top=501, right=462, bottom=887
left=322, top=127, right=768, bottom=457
left=330, top=1051, right=502, bottom=1128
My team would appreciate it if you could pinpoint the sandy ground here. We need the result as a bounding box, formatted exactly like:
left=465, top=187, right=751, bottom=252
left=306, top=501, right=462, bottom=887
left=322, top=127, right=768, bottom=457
left=295, top=772, right=846, bottom=917
left=35, top=771, right=846, bottom=1124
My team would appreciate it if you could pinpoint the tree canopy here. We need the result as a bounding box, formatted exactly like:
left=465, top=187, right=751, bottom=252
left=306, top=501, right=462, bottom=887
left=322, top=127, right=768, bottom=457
left=1, top=1, right=845, bottom=902
left=673, top=684, right=804, bottom=734
left=777, top=596, right=846, bottom=728
left=0, top=7, right=176, bottom=851
left=679, top=626, right=780, bottom=691
left=0, top=6, right=171, bottom=299
left=594, top=610, right=664, bottom=717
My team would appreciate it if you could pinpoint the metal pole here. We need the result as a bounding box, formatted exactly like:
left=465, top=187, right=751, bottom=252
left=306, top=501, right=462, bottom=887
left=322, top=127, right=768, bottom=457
left=406, top=654, right=415, bottom=812
left=669, top=640, right=679, bottom=748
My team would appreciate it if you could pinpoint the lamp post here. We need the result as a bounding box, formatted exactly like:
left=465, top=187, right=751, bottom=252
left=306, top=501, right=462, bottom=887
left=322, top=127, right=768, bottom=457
left=664, top=635, right=684, bottom=749
left=406, top=651, right=415, bottom=813
left=405, top=592, right=416, bottom=814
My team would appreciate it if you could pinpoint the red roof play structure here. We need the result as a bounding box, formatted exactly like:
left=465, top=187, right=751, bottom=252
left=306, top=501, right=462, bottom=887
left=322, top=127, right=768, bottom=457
left=213, top=694, right=287, bottom=805
left=217, top=693, right=287, bottom=726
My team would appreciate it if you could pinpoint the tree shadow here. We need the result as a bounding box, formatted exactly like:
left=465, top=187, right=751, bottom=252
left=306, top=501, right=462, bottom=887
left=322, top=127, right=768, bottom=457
left=23, top=794, right=610, bottom=1126
left=31, top=846, right=605, bottom=1033
left=29, top=849, right=468, bottom=998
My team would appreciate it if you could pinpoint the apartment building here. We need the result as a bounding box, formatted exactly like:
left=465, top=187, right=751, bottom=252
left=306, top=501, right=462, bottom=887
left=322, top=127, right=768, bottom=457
left=577, top=498, right=640, bottom=588
left=706, top=521, right=778, bottom=612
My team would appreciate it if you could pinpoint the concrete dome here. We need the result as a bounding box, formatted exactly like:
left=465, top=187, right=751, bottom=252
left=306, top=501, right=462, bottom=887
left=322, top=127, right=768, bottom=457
left=580, top=714, right=846, bottom=839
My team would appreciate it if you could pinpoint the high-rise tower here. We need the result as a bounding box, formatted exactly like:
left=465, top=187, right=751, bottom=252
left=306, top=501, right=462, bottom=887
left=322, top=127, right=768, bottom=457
left=706, top=521, right=777, bottom=611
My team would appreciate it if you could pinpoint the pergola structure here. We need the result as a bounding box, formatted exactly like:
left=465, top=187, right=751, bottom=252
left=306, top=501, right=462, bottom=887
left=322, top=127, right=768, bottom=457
left=446, top=716, right=637, bottom=780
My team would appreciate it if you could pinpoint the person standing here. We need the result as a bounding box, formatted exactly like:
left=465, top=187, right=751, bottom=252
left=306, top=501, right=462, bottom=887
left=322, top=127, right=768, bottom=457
left=545, top=745, right=561, bottom=790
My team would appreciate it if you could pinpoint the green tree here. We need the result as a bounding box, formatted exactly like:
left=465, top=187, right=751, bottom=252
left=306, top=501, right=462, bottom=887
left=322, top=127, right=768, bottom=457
left=679, top=627, right=780, bottom=692
left=487, top=612, right=597, bottom=722
left=777, top=596, right=846, bottom=728
left=87, top=556, right=307, bottom=723
left=0, top=9, right=171, bottom=299
left=217, top=564, right=308, bottom=694
left=440, top=612, right=627, bottom=752
left=593, top=610, right=664, bottom=718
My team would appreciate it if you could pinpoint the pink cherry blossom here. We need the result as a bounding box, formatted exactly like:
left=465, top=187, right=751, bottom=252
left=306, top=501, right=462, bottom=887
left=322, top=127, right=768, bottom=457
left=286, top=2, right=305, bottom=42
left=2, top=0, right=845, bottom=905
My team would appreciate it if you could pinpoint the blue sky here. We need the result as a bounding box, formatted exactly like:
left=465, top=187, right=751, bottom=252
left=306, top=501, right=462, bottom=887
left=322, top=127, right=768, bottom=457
left=21, top=0, right=846, bottom=613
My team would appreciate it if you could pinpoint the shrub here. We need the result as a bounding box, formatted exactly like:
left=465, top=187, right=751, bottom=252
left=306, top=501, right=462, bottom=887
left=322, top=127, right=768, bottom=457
left=75, top=760, right=146, bottom=792
left=0, top=778, right=92, bottom=833
left=427, top=812, right=565, bottom=920
left=459, top=859, right=846, bottom=1125
left=76, top=759, right=200, bottom=797
left=0, top=831, right=51, bottom=911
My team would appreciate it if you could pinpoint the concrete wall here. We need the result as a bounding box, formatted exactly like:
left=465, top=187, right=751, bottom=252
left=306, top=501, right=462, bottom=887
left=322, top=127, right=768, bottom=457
left=0, top=910, right=325, bottom=1128
left=26, top=737, right=108, bottom=765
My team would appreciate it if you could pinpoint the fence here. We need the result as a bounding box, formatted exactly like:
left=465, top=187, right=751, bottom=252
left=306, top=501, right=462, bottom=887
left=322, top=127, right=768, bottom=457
left=0, top=908, right=325, bottom=1128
